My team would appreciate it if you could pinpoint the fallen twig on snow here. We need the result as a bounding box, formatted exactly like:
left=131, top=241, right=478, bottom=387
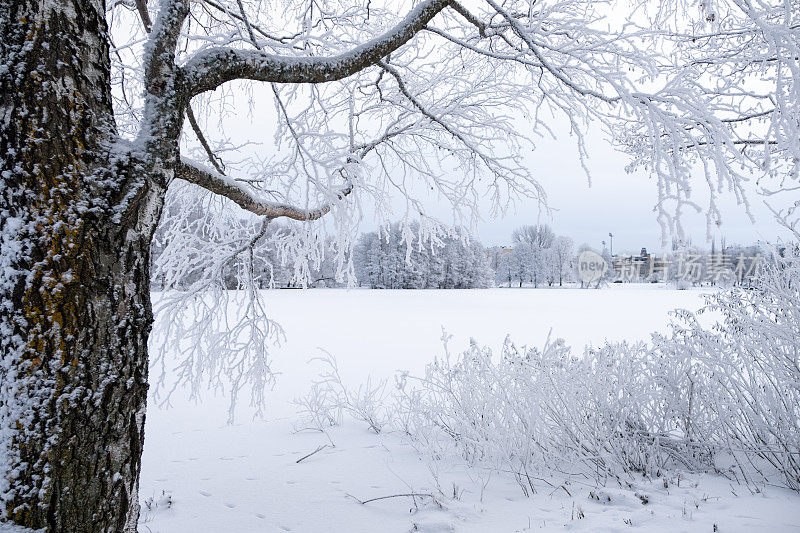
left=296, top=444, right=328, bottom=463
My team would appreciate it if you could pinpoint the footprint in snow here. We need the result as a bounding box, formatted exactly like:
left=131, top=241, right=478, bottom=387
left=255, top=514, right=266, bottom=520
left=223, top=502, right=236, bottom=509
left=199, top=490, right=212, bottom=497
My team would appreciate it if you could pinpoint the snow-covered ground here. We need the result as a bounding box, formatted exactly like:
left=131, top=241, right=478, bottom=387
left=138, top=286, right=800, bottom=532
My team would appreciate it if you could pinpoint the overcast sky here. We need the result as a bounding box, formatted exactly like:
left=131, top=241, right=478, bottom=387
left=470, top=126, right=791, bottom=253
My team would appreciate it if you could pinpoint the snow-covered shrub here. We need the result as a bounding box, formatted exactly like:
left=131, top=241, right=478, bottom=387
left=392, top=332, right=715, bottom=488
left=575, top=340, right=715, bottom=476
left=393, top=334, right=567, bottom=483
left=293, top=379, right=344, bottom=434
left=295, top=353, right=391, bottom=436
left=659, top=253, right=800, bottom=490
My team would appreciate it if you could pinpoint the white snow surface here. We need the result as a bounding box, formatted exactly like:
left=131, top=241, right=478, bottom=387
left=139, top=286, right=800, bottom=532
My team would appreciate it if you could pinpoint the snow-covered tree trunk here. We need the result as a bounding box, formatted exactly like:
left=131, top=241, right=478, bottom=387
left=0, top=1, right=165, bottom=530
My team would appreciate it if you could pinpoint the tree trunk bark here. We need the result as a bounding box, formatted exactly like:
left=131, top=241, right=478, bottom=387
left=1, top=0, right=162, bottom=530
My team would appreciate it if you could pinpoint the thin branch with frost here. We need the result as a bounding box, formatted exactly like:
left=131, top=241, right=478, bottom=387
left=185, top=104, right=226, bottom=174
left=347, top=492, right=441, bottom=506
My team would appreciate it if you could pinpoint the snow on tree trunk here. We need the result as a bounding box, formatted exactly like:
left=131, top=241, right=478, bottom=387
left=0, top=1, right=163, bottom=530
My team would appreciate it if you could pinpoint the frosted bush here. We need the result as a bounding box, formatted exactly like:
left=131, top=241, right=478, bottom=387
left=576, top=340, right=715, bottom=476
left=295, top=352, right=391, bottom=437
left=661, top=252, right=800, bottom=490
left=393, top=332, right=715, bottom=488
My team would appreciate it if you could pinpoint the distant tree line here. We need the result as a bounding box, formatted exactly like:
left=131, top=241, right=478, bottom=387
left=488, top=225, right=575, bottom=288
left=353, top=222, right=491, bottom=289
left=151, top=210, right=776, bottom=291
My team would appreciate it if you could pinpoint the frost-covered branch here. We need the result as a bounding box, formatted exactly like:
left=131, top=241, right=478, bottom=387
left=134, top=0, right=152, bottom=32
left=178, top=158, right=352, bottom=221
left=180, top=0, right=454, bottom=97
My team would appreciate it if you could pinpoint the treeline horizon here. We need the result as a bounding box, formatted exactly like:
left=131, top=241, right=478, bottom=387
left=150, top=211, right=787, bottom=290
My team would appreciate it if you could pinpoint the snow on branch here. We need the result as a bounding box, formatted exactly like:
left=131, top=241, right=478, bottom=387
left=180, top=0, right=453, bottom=96
left=177, top=158, right=352, bottom=221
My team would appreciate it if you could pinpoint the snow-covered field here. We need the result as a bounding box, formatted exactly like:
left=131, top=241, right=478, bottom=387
left=138, top=286, right=800, bottom=532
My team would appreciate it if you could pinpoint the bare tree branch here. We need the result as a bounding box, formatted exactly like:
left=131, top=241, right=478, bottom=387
left=449, top=1, right=487, bottom=37
left=235, top=0, right=259, bottom=48
left=423, top=26, right=543, bottom=67
left=134, top=0, right=152, bottom=32
left=185, top=104, right=226, bottom=174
